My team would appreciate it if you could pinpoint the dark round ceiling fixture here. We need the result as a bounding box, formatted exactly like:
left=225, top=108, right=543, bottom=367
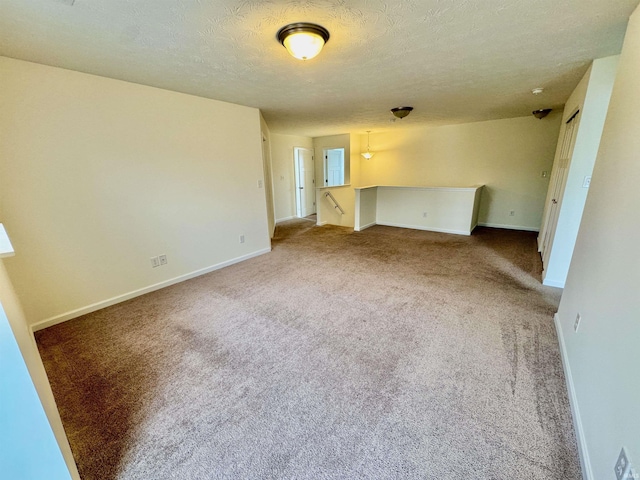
left=277, top=23, right=330, bottom=60
left=391, top=106, right=414, bottom=119
left=533, top=108, right=552, bottom=119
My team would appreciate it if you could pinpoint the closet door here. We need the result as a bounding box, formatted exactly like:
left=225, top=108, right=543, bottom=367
left=540, top=110, right=580, bottom=271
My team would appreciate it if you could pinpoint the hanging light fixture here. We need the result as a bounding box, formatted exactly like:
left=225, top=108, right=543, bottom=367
left=277, top=23, right=330, bottom=61
left=532, top=108, right=552, bottom=119
left=361, top=131, right=375, bottom=159
left=391, top=106, right=414, bottom=119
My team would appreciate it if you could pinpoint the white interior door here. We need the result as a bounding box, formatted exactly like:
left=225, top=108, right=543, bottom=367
left=295, top=148, right=315, bottom=217
left=541, top=111, right=580, bottom=270
left=324, top=148, right=345, bottom=186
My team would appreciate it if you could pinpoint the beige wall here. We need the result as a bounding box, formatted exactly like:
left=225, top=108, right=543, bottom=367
left=0, top=57, right=270, bottom=326
left=556, top=5, right=640, bottom=479
left=359, top=115, right=562, bottom=230
left=270, top=134, right=313, bottom=221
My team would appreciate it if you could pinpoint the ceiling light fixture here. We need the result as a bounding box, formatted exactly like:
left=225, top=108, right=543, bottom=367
left=533, top=108, right=552, bottom=119
left=361, top=131, right=375, bottom=160
left=391, top=106, right=413, bottom=119
left=277, top=23, right=330, bottom=61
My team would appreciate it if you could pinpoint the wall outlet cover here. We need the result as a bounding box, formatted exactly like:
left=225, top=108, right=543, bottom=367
left=150, top=256, right=160, bottom=268
left=159, top=254, right=167, bottom=265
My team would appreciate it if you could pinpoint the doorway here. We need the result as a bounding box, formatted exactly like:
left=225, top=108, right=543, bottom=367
left=540, top=109, right=580, bottom=276
left=261, top=133, right=275, bottom=237
left=294, top=147, right=315, bottom=218
left=323, top=148, right=345, bottom=187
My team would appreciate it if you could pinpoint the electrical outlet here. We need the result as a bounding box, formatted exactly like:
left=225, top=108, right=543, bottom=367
left=509, top=210, right=515, bottom=216
left=422, top=212, right=428, bottom=218
left=159, top=254, right=167, bottom=265
left=583, top=176, right=592, bottom=188
left=257, top=179, right=263, bottom=188
left=150, top=256, right=160, bottom=268
left=615, top=447, right=631, bottom=480
left=574, top=313, right=581, bottom=332
left=239, top=234, right=245, bottom=244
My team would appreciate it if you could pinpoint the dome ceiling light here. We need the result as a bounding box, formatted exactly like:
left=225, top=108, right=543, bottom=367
left=391, top=106, right=413, bottom=119
left=533, top=109, right=552, bottom=119
left=277, top=23, right=330, bottom=61
left=531, top=87, right=551, bottom=119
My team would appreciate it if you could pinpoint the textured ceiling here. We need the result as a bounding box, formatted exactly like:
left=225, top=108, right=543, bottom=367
left=1, top=0, right=638, bottom=136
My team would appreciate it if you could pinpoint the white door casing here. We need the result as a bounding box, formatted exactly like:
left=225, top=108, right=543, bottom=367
left=262, top=134, right=275, bottom=237
left=323, top=148, right=345, bottom=187
left=294, top=147, right=315, bottom=217
left=540, top=110, right=580, bottom=274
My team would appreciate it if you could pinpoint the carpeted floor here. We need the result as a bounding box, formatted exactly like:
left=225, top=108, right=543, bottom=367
left=36, top=220, right=581, bottom=479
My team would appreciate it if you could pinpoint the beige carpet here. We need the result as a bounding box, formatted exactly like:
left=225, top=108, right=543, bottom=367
left=36, top=220, right=581, bottom=479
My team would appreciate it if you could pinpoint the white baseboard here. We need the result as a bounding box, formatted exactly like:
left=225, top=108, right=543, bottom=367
left=554, top=313, right=593, bottom=480
left=376, top=221, right=470, bottom=236
left=276, top=216, right=296, bottom=223
left=543, top=277, right=565, bottom=288
left=355, top=222, right=376, bottom=232
left=477, top=222, right=540, bottom=232
left=30, top=248, right=272, bottom=332
left=317, top=221, right=328, bottom=226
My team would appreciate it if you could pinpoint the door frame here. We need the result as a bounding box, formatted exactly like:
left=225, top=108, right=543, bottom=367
left=540, top=108, right=581, bottom=275
left=322, top=147, right=346, bottom=187
left=294, top=147, right=315, bottom=218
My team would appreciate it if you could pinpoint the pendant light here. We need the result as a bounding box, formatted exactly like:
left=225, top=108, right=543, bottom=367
left=361, top=131, right=375, bottom=159
left=277, top=23, right=330, bottom=61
